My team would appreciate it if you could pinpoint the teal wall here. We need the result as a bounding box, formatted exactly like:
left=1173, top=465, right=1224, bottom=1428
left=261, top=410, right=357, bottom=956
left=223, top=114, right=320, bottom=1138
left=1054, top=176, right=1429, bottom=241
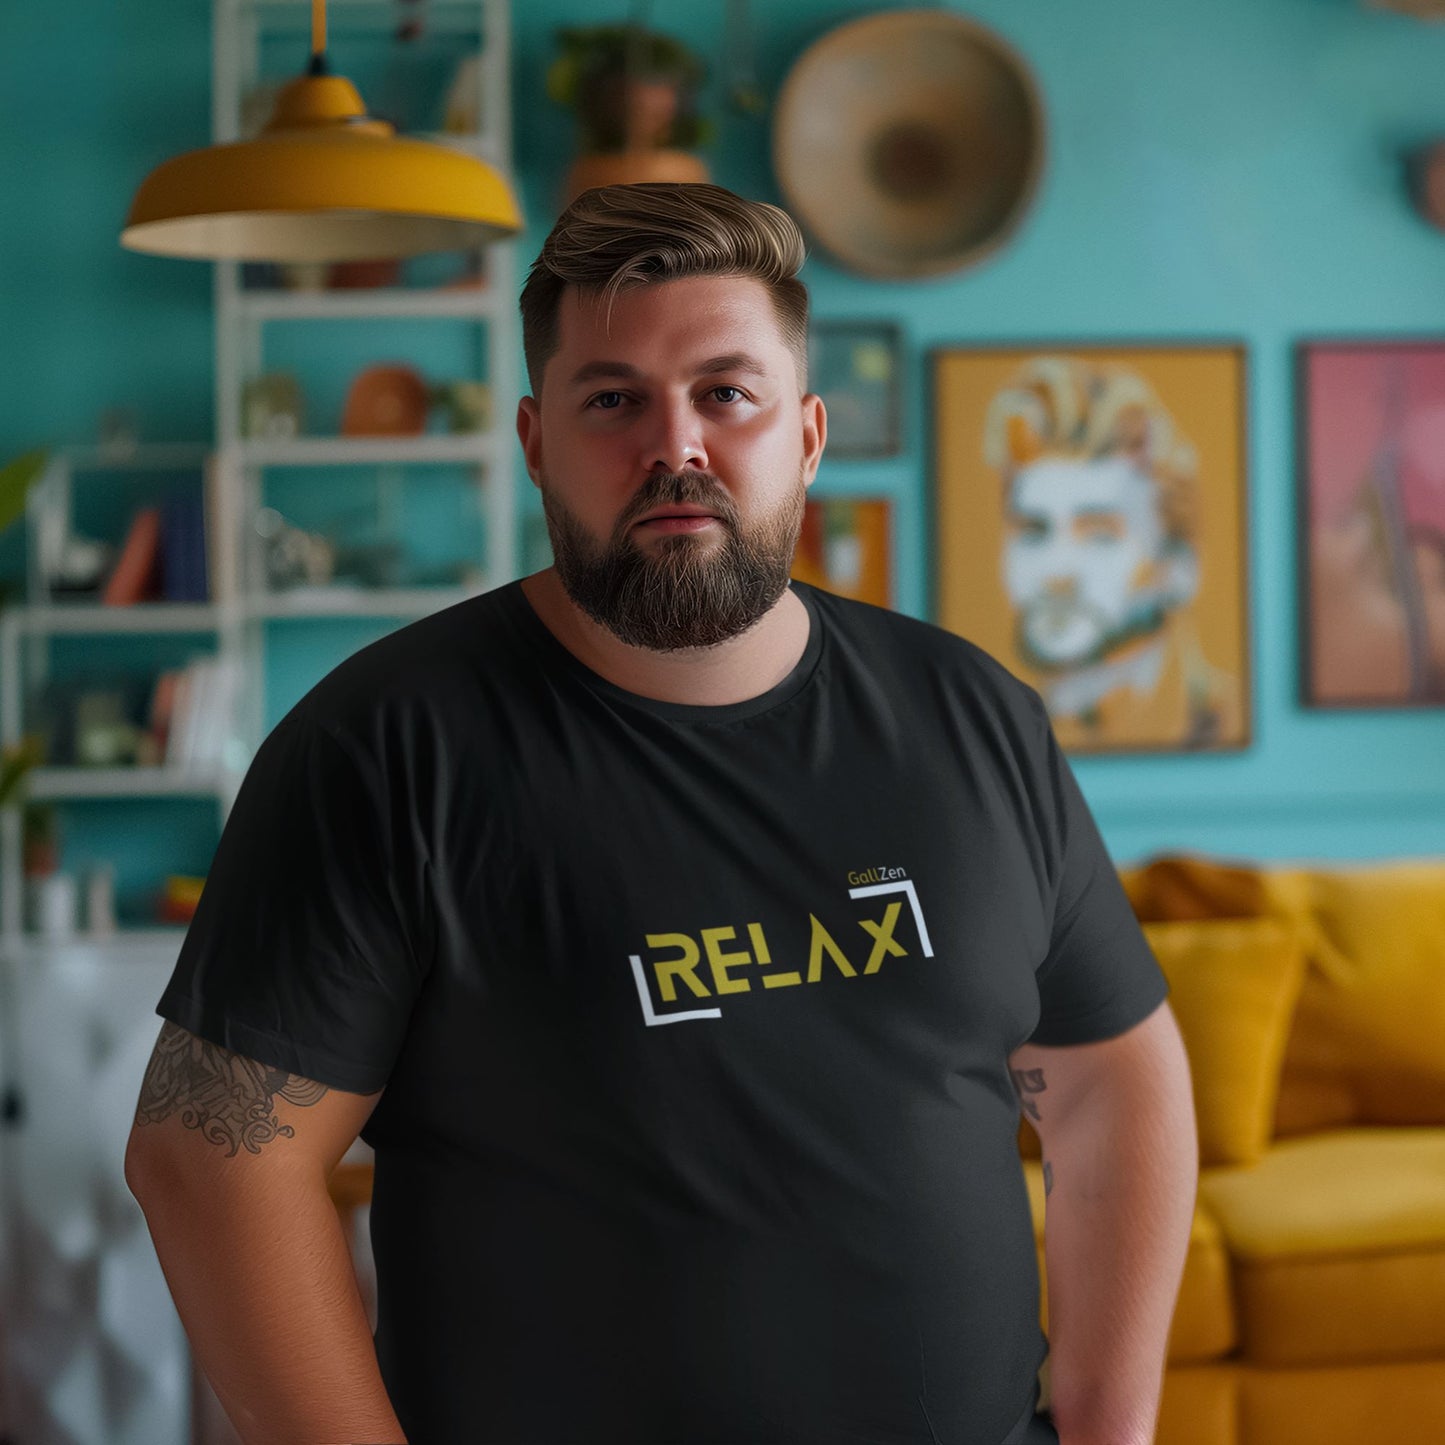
left=3, top=0, right=1445, bottom=870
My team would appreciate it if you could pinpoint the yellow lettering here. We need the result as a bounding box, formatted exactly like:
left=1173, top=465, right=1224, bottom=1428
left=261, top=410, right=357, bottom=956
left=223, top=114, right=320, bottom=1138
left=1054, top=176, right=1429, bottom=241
left=860, top=901, right=907, bottom=974
left=646, top=932, right=709, bottom=1002
left=702, top=926, right=752, bottom=995
left=806, top=914, right=857, bottom=982
left=749, top=921, right=800, bottom=985
left=747, top=922, right=772, bottom=964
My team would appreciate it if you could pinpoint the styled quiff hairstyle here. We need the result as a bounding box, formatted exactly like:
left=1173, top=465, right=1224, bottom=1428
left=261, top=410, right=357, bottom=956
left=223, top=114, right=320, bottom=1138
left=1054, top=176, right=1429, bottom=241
left=519, top=182, right=809, bottom=395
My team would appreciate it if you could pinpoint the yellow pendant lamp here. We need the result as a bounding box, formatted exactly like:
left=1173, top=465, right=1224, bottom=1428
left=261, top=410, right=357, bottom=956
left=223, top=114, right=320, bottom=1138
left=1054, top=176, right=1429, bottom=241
left=121, top=0, right=522, bottom=261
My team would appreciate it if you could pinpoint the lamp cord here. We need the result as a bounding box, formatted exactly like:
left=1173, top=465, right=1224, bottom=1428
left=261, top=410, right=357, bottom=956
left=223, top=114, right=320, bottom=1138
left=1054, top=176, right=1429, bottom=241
left=310, top=0, right=328, bottom=71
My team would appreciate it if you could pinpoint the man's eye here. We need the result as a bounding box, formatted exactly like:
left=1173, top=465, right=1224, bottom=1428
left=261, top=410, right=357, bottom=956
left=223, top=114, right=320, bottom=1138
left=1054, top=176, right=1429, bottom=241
left=589, top=391, right=625, bottom=410
left=709, top=386, right=744, bottom=404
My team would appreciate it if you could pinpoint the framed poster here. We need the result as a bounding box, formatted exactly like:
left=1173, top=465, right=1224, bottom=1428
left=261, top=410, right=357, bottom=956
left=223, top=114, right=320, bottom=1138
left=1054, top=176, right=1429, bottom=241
left=809, top=321, right=903, bottom=457
left=932, top=342, right=1251, bottom=754
left=791, top=496, right=892, bottom=607
left=1298, top=340, right=1445, bottom=708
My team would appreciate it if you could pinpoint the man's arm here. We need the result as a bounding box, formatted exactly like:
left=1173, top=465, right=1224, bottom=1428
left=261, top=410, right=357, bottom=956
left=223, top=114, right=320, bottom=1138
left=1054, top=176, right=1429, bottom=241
left=1009, top=1001, right=1198, bottom=1445
left=124, top=1022, right=406, bottom=1445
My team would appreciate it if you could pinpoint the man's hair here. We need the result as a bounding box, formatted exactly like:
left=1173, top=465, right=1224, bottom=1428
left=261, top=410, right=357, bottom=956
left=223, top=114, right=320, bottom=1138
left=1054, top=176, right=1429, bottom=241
left=519, top=182, right=809, bottom=395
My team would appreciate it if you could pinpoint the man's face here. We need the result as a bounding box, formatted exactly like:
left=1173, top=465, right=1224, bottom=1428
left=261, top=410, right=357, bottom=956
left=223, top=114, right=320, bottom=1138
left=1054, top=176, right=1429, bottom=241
left=1002, top=454, right=1183, bottom=669
left=516, top=275, right=825, bottom=651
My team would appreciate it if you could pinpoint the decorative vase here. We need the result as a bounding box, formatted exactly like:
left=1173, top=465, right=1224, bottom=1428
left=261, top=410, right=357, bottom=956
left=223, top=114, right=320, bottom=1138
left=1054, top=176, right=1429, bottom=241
left=563, top=148, right=709, bottom=205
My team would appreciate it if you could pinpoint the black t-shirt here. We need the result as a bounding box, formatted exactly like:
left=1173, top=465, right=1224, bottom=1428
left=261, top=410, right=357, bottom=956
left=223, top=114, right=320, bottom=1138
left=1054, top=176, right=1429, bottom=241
left=156, top=579, right=1168, bottom=1445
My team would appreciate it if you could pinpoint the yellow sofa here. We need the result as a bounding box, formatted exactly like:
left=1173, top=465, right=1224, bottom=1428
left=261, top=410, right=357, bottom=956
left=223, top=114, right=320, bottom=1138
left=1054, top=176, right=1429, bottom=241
left=1019, top=854, right=1445, bottom=1445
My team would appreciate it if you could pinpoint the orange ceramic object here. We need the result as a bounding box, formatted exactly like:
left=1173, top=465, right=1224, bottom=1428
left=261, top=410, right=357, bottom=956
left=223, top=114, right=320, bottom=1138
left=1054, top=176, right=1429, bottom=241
left=341, top=364, right=429, bottom=436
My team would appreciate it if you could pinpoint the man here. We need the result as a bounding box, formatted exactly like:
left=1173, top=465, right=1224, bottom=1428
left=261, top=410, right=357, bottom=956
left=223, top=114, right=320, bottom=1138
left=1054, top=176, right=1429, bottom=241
left=984, top=356, right=1240, bottom=750
left=125, top=183, right=1197, bottom=1445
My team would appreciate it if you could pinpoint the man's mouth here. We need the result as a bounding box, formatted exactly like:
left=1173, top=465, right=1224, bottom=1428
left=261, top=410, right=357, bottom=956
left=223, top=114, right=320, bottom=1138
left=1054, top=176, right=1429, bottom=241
left=633, top=508, right=721, bottom=533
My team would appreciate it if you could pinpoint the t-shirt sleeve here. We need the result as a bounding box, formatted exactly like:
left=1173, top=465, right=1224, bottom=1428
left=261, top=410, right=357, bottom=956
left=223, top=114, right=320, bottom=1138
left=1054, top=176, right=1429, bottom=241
left=155, top=704, right=429, bottom=1093
left=1026, top=710, right=1170, bottom=1046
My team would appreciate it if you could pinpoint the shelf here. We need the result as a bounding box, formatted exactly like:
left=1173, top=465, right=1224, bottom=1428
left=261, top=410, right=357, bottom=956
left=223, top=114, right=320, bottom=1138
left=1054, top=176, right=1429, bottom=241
left=64, top=444, right=210, bottom=473
left=249, top=586, right=479, bottom=618
left=28, top=767, right=231, bottom=800
left=238, top=434, right=496, bottom=466
left=236, top=286, right=500, bottom=321
left=18, top=603, right=224, bottom=634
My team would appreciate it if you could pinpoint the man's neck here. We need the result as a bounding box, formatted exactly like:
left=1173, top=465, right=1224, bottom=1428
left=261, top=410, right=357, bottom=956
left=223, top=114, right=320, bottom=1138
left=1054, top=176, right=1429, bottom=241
left=519, top=567, right=811, bottom=707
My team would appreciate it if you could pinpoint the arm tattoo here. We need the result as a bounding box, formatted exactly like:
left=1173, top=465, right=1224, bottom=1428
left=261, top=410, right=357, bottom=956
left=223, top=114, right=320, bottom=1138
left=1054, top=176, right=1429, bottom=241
left=1010, top=1065, right=1047, bottom=1123
left=1010, top=1066, right=1055, bottom=1197
left=133, top=1021, right=329, bottom=1157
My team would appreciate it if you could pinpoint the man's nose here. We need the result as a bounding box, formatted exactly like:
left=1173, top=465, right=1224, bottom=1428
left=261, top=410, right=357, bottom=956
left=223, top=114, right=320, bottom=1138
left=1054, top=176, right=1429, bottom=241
left=642, top=396, right=709, bottom=474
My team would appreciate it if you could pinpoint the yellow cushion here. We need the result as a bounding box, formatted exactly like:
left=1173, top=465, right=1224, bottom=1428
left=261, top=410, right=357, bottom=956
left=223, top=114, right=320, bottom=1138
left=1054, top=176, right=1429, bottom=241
left=1199, top=1127, right=1445, bottom=1367
left=1141, top=918, right=1307, bottom=1168
left=1259, top=862, right=1445, bottom=1133
left=1120, top=853, right=1268, bottom=922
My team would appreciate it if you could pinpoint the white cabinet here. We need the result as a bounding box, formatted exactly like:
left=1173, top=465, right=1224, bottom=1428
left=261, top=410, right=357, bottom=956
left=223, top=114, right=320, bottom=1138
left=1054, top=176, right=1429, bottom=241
left=0, top=940, right=191, bottom=1445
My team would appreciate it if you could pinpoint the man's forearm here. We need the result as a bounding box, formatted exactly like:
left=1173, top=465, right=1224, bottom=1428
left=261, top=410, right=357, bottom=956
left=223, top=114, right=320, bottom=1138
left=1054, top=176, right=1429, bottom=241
left=129, top=1158, right=407, bottom=1445
left=1039, top=1063, right=1198, bottom=1445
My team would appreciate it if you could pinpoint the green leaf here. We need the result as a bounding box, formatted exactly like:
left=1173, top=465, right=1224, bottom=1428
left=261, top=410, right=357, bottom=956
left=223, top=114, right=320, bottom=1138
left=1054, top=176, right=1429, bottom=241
left=0, top=449, right=49, bottom=536
left=0, top=736, right=44, bottom=809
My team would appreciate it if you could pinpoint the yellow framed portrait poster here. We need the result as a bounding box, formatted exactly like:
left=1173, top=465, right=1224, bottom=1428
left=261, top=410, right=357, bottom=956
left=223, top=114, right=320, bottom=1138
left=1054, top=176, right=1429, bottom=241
left=932, top=342, right=1251, bottom=754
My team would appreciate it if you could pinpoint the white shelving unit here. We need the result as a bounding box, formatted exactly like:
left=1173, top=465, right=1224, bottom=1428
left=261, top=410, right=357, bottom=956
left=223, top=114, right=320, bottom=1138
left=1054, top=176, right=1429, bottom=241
left=0, top=1, right=521, bottom=942
left=0, top=444, right=243, bottom=952
left=0, top=0, right=520, bottom=944
left=213, top=0, right=521, bottom=749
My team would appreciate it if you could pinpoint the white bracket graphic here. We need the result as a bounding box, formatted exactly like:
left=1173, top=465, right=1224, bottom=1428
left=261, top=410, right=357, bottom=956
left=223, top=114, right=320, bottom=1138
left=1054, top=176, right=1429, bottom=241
left=845, top=879, right=934, bottom=957
left=630, top=954, right=723, bottom=1027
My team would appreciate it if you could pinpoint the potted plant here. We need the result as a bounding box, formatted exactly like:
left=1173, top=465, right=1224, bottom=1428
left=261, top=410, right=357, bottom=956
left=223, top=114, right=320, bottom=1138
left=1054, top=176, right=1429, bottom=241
left=547, top=24, right=711, bottom=204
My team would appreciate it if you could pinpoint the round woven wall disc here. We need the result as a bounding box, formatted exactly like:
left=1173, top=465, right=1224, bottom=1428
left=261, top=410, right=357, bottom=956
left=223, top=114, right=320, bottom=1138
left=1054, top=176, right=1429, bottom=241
left=773, top=9, right=1046, bottom=278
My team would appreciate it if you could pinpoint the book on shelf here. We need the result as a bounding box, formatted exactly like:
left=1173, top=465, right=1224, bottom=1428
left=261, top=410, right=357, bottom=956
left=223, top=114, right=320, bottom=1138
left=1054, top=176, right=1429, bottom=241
left=101, top=507, right=162, bottom=605
left=160, top=493, right=209, bottom=603
left=102, top=494, right=211, bottom=606
left=150, top=656, right=243, bottom=771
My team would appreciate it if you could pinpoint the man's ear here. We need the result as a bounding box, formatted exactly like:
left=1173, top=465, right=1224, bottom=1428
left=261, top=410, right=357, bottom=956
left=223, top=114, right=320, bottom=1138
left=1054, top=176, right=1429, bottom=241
left=516, top=396, right=543, bottom=487
left=801, top=393, right=827, bottom=487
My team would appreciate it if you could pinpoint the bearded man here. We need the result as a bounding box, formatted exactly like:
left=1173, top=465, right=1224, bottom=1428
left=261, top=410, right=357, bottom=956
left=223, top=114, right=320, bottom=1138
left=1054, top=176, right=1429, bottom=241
left=126, top=184, right=1195, bottom=1445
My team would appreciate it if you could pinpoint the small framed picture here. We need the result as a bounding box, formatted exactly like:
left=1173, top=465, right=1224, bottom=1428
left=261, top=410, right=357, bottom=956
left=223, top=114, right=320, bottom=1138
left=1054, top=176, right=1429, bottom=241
left=791, top=496, right=893, bottom=607
left=932, top=340, right=1252, bottom=755
left=1298, top=339, right=1445, bottom=708
left=809, top=321, right=903, bottom=458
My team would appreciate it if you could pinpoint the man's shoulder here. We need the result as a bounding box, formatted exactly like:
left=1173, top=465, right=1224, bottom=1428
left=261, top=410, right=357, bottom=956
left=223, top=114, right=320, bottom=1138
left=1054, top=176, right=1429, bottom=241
left=284, top=581, right=527, bottom=737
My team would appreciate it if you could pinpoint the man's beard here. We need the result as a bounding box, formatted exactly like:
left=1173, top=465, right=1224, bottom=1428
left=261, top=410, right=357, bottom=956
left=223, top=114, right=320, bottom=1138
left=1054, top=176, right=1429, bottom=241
left=541, top=467, right=807, bottom=652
